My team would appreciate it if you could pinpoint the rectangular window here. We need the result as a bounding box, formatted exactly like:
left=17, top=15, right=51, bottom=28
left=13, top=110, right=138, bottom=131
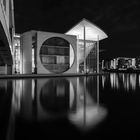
left=47, top=47, right=56, bottom=55
left=56, top=56, right=65, bottom=64
left=42, top=56, right=56, bottom=64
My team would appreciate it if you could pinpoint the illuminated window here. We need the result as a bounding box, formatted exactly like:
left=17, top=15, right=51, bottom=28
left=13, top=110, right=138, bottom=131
left=14, top=36, right=21, bottom=73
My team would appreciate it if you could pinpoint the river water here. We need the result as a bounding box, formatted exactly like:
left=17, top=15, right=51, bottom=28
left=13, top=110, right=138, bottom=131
left=0, top=73, right=140, bottom=140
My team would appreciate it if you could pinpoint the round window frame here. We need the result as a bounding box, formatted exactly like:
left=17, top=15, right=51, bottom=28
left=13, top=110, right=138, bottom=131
left=39, top=37, right=75, bottom=73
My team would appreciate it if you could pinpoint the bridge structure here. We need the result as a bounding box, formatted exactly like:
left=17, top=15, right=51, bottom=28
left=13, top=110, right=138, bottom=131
left=0, top=0, right=15, bottom=74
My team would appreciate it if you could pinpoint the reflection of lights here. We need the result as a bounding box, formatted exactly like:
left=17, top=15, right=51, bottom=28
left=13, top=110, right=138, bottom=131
left=0, top=80, right=7, bottom=89
left=102, top=75, right=105, bottom=88
left=12, top=76, right=107, bottom=130
left=130, top=74, right=136, bottom=91
left=110, top=73, right=115, bottom=89
left=110, top=73, right=119, bottom=89
left=69, top=81, right=75, bottom=109
left=32, top=79, right=35, bottom=99
left=123, top=74, right=128, bottom=91
left=69, top=105, right=107, bottom=131
left=12, top=80, right=23, bottom=113
left=56, top=84, right=65, bottom=96
left=69, top=77, right=107, bottom=131
left=109, top=73, right=137, bottom=92
left=126, top=75, right=129, bottom=91
left=139, top=75, right=140, bottom=87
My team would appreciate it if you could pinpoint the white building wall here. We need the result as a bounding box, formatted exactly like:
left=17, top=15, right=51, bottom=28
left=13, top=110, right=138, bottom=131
left=36, top=31, right=78, bottom=74
left=20, top=32, right=32, bottom=74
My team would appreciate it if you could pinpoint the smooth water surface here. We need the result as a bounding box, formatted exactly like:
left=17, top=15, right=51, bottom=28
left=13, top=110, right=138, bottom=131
left=1, top=73, right=140, bottom=140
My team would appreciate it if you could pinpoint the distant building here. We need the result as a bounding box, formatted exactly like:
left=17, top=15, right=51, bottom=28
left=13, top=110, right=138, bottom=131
left=14, top=19, right=108, bottom=74
left=117, top=57, right=136, bottom=69
left=136, top=57, right=140, bottom=69
left=102, top=57, right=136, bottom=70
left=0, top=0, right=15, bottom=74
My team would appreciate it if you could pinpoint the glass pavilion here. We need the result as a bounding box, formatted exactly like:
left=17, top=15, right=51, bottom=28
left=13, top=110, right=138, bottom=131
left=66, top=18, right=108, bottom=73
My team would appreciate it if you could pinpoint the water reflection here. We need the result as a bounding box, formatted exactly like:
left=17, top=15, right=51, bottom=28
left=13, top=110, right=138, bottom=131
left=40, top=79, right=70, bottom=115
left=69, top=77, right=106, bottom=131
left=0, top=80, right=13, bottom=140
left=8, top=76, right=107, bottom=138
left=102, top=73, right=138, bottom=91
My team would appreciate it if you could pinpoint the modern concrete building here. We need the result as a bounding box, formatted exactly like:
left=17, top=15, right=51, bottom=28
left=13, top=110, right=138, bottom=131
left=0, top=0, right=15, bottom=74
left=17, top=19, right=108, bottom=74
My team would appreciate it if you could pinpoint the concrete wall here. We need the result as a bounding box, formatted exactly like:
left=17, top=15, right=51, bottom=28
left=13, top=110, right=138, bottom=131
left=36, top=31, right=78, bottom=74
left=20, top=32, right=32, bottom=74
left=0, top=0, right=13, bottom=51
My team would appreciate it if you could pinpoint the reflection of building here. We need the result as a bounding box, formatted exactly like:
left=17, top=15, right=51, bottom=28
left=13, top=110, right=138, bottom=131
left=15, top=19, right=108, bottom=74
left=102, top=73, right=137, bottom=91
left=12, top=77, right=106, bottom=131
left=0, top=0, right=15, bottom=74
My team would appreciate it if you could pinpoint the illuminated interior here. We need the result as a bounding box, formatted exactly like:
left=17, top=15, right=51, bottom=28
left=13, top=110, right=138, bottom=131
left=66, top=18, right=108, bottom=41
left=66, top=18, right=108, bottom=73
left=14, top=35, right=21, bottom=73
left=39, top=37, right=74, bottom=73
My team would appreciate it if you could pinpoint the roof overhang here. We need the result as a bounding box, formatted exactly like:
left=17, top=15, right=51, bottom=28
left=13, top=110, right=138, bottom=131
left=65, top=18, right=108, bottom=41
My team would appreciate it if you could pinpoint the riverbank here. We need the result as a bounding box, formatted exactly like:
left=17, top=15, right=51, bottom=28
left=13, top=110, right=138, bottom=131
left=104, top=69, right=140, bottom=73
left=0, top=72, right=108, bottom=79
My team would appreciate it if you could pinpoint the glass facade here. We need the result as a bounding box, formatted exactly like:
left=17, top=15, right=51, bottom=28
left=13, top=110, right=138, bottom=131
left=77, top=40, right=97, bottom=73
left=40, top=37, right=74, bottom=73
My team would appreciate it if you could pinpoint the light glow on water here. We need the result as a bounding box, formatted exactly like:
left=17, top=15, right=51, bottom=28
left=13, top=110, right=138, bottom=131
left=102, top=73, right=140, bottom=92
left=1, top=74, right=140, bottom=139
left=9, top=77, right=107, bottom=133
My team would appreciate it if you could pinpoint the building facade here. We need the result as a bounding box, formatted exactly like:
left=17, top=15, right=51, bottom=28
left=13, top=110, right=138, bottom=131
left=14, top=19, right=108, bottom=74
left=0, top=0, right=15, bottom=74
left=20, top=31, right=78, bottom=74
left=102, top=57, right=136, bottom=70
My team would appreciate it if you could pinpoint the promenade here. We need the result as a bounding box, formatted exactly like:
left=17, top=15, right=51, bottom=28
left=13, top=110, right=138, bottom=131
left=0, top=72, right=107, bottom=79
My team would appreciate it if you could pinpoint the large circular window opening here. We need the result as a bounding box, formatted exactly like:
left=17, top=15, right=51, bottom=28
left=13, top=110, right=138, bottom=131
left=40, top=37, right=74, bottom=73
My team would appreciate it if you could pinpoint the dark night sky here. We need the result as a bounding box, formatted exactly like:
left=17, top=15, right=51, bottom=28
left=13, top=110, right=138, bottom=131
left=14, top=0, right=140, bottom=60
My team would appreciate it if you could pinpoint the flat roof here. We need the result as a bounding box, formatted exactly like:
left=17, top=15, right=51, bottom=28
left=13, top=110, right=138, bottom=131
left=65, top=18, right=108, bottom=41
